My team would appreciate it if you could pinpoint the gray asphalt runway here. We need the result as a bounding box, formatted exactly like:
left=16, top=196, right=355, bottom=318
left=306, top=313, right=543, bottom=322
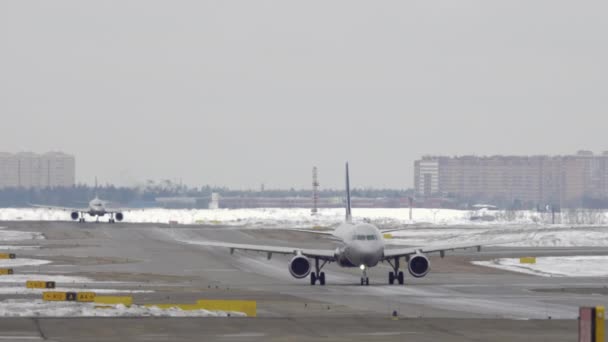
left=0, top=221, right=606, bottom=341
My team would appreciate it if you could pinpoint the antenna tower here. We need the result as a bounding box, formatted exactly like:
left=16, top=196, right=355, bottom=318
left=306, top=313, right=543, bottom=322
left=311, top=166, right=319, bottom=215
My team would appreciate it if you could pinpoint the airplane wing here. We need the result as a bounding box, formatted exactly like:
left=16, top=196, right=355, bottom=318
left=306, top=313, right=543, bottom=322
left=186, top=240, right=337, bottom=261
left=291, top=229, right=343, bottom=242
left=383, top=240, right=515, bottom=259
left=29, top=203, right=87, bottom=212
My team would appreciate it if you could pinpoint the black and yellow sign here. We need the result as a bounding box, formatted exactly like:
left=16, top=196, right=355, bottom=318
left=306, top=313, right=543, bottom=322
left=43, top=292, right=67, bottom=301
left=77, top=292, right=96, bottom=302
left=26, top=281, right=56, bottom=289
left=0, top=253, right=16, bottom=259
left=0, top=268, right=13, bottom=275
left=66, top=292, right=77, bottom=301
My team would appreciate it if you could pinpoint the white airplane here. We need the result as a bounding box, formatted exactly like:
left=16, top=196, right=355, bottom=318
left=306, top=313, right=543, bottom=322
left=32, top=196, right=124, bottom=223
left=192, top=163, right=503, bottom=286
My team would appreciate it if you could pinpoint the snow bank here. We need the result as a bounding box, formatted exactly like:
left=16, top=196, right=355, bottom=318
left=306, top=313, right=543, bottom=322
left=0, top=299, right=244, bottom=317
left=473, top=256, right=608, bottom=277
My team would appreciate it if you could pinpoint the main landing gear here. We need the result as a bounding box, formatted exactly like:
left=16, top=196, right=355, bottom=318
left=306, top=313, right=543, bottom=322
left=108, top=213, right=116, bottom=224
left=310, top=257, right=327, bottom=286
left=387, top=257, right=404, bottom=285
left=360, top=265, right=369, bottom=286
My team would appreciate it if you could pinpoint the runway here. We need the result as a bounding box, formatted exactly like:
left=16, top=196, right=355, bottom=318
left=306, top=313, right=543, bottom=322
left=0, top=221, right=606, bottom=341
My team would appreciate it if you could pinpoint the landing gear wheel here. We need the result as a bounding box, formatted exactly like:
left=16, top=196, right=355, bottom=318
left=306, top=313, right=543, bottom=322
left=319, top=272, right=325, bottom=286
left=310, top=272, right=317, bottom=285
left=389, top=272, right=395, bottom=285
left=360, top=278, right=364, bottom=286
left=365, top=277, right=369, bottom=286
left=398, top=271, right=404, bottom=285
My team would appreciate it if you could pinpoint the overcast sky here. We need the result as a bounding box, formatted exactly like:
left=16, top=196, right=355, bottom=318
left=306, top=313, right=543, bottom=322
left=1, top=1, right=606, bottom=189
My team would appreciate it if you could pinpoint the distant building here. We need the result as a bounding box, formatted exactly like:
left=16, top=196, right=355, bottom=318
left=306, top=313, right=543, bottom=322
left=414, top=151, right=608, bottom=207
left=0, top=152, right=75, bottom=189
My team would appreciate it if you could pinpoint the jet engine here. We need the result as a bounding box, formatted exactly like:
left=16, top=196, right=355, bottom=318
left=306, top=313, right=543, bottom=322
left=408, top=253, right=430, bottom=278
left=70, top=212, right=79, bottom=220
left=115, top=212, right=124, bottom=221
left=288, top=255, right=311, bottom=279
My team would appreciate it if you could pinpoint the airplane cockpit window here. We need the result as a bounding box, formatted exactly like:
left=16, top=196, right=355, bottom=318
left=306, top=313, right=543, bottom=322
left=366, top=235, right=377, bottom=240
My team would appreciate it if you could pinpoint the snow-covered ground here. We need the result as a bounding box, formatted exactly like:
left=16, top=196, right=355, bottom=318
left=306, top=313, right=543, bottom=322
left=0, top=226, right=44, bottom=241
left=0, top=258, right=50, bottom=267
left=0, top=287, right=153, bottom=295
left=387, top=226, right=608, bottom=247
left=4, top=207, right=608, bottom=227
left=473, top=256, right=608, bottom=277
left=0, top=300, right=244, bottom=317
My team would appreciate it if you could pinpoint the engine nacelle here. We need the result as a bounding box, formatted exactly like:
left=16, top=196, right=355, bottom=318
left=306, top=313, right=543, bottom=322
left=288, top=255, right=311, bottom=279
left=408, top=253, right=430, bottom=278
left=115, top=212, right=124, bottom=221
left=70, top=212, right=79, bottom=220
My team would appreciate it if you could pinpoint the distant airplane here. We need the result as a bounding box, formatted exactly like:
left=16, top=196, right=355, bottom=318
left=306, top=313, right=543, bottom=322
left=31, top=178, right=124, bottom=223
left=32, top=196, right=125, bottom=223
left=191, top=163, right=506, bottom=286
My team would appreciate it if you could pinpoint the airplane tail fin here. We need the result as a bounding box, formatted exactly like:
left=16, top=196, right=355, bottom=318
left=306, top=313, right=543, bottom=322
left=345, top=162, right=352, bottom=222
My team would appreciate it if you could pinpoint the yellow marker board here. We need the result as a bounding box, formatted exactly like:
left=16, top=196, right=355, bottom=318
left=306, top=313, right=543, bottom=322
left=43, top=292, right=67, bottom=301
left=519, top=257, right=536, bottom=264
left=94, top=296, right=133, bottom=307
left=145, top=303, right=207, bottom=311
left=596, top=306, right=605, bottom=342
left=383, top=233, right=393, bottom=239
left=26, top=281, right=55, bottom=289
left=0, top=253, right=15, bottom=259
left=0, top=268, right=13, bottom=275
left=196, top=300, right=256, bottom=317
left=77, top=292, right=96, bottom=302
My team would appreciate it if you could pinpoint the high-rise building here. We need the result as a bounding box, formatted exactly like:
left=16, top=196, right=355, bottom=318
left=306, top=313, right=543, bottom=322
left=414, top=151, right=608, bottom=207
left=0, top=152, right=75, bottom=189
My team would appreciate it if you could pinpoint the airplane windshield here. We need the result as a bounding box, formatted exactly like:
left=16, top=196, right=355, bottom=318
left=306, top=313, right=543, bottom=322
left=353, top=234, right=377, bottom=241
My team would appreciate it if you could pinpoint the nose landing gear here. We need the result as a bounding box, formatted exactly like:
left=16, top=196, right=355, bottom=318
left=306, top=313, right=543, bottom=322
left=360, top=265, right=369, bottom=286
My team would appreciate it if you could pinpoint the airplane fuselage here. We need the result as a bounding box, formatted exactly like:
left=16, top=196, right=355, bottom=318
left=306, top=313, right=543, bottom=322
left=333, top=222, right=385, bottom=268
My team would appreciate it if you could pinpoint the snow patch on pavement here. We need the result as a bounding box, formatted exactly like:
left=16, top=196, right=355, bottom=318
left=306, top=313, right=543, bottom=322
left=473, top=256, right=608, bottom=277
left=0, top=258, right=51, bottom=267
left=0, top=299, right=244, bottom=317
left=0, top=227, right=44, bottom=241
left=0, top=287, right=153, bottom=295
left=0, top=274, right=93, bottom=283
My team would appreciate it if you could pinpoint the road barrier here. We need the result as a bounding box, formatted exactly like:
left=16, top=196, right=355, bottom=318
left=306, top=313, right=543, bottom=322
left=0, top=253, right=16, bottom=259
left=196, top=300, right=256, bottom=317
left=26, top=281, right=56, bottom=289
left=0, top=268, right=13, bottom=275
left=519, top=257, right=536, bottom=264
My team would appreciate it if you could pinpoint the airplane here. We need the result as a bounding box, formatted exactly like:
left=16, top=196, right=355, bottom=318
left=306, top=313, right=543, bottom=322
left=32, top=195, right=125, bottom=223
left=190, top=163, right=506, bottom=286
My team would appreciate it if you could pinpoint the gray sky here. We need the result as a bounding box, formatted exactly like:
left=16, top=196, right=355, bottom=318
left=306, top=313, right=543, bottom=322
left=1, top=1, right=606, bottom=189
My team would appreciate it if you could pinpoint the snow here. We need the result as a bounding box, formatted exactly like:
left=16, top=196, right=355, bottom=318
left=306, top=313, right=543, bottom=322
left=473, top=256, right=608, bottom=277
left=0, top=299, right=244, bottom=317
left=0, top=258, right=50, bottom=267
left=0, top=287, right=153, bottom=295
left=0, top=274, right=93, bottom=283
left=4, top=207, right=608, bottom=227
left=388, top=225, right=608, bottom=247
left=0, top=226, right=44, bottom=241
